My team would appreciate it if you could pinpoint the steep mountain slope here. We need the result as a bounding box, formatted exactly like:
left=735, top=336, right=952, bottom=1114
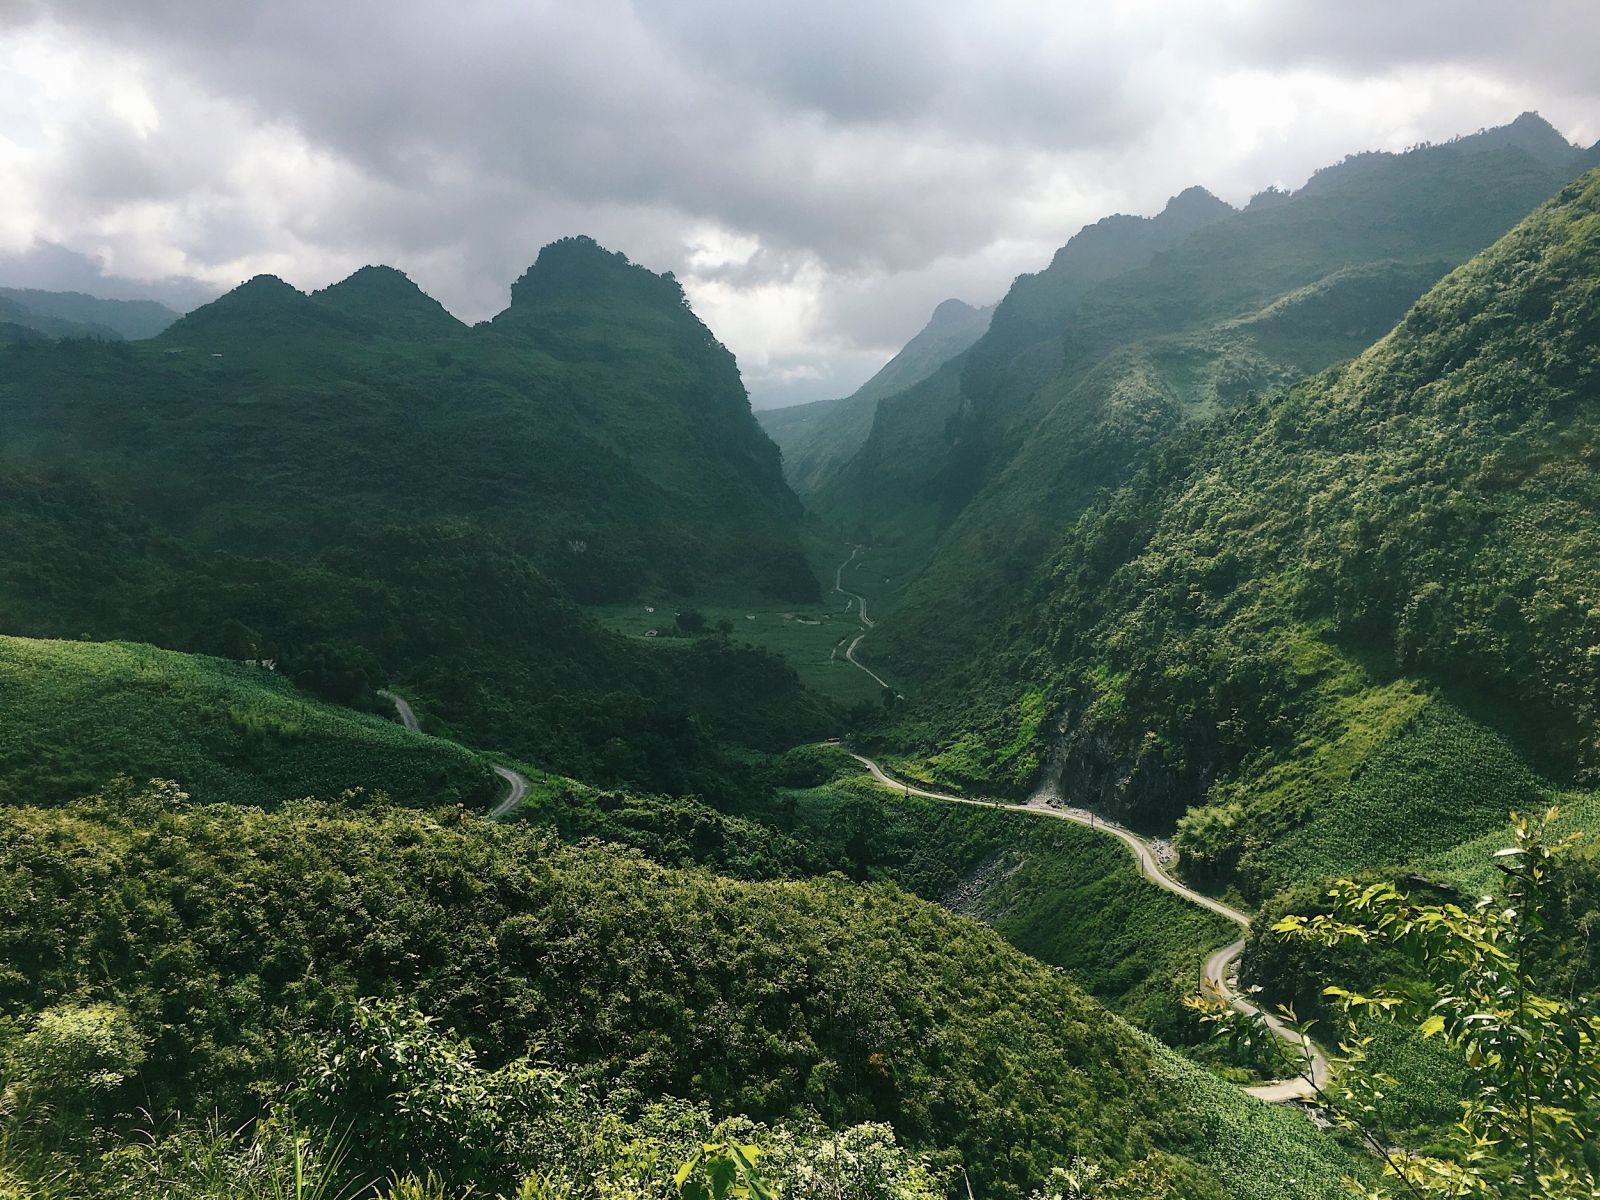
left=0, top=286, right=179, bottom=339
left=759, top=298, right=993, bottom=499
left=815, top=186, right=1236, bottom=548
left=854, top=115, right=1595, bottom=684
left=1, top=239, right=813, bottom=603
left=965, top=166, right=1600, bottom=896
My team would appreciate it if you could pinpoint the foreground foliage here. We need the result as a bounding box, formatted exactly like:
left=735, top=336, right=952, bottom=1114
left=0, top=783, right=1362, bottom=1200
left=1198, top=812, right=1600, bottom=1198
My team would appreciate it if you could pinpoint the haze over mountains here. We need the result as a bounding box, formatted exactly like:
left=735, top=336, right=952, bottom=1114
left=758, top=297, right=993, bottom=496
left=0, top=285, right=179, bottom=342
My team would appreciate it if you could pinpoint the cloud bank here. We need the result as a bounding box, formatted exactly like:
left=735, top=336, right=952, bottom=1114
left=1, top=1, right=1596, bottom=405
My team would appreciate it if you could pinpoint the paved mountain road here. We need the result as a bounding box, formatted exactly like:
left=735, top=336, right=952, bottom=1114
left=833, top=547, right=875, bottom=629
left=489, top=765, right=531, bottom=818
left=379, top=689, right=531, bottom=820
left=845, top=748, right=1329, bottom=1103
left=833, top=548, right=897, bottom=691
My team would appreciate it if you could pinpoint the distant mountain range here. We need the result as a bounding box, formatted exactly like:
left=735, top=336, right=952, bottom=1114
left=0, top=285, right=179, bottom=341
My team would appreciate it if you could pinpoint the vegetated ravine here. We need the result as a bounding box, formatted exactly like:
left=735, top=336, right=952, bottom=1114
left=831, top=553, right=1329, bottom=1103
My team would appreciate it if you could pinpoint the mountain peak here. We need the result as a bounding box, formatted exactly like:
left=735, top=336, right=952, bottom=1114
left=492, top=235, right=698, bottom=347
left=229, top=274, right=302, bottom=301
left=158, top=274, right=334, bottom=345
left=314, top=265, right=463, bottom=337
left=1158, top=186, right=1235, bottom=227
left=1447, top=111, right=1579, bottom=170
left=1509, top=110, right=1560, bottom=135
left=928, top=298, right=980, bottom=326
left=506, top=236, right=683, bottom=309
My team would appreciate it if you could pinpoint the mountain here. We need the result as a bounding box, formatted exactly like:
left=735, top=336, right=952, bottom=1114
left=0, top=238, right=829, bottom=799
left=0, top=285, right=179, bottom=339
left=759, top=298, right=993, bottom=499
left=2, top=238, right=814, bottom=602
left=810, top=187, right=1240, bottom=548
left=312, top=263, right=466, bottom=337
left=842, top=114, right=1595, bottom=689
left=0, top=293, right=122, bottom=340
left=935, top=166, right=1600, bottom=903
left=852, top=297, right=997, bottom=408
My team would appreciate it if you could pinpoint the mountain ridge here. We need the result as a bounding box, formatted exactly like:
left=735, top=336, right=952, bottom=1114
left=837, top=113, right=1596, bottom=692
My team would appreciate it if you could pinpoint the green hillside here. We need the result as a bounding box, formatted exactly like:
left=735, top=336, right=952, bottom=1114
left=0, top=633, right=495, bottom=809
left=848, top=115, right=1595, bottom=689
left=0, top=470, right=830, bottom=805
left=0, top=787, right=1365, bottom=1200
left=759, top=298, right=993, bottom=499
left=0, top=240, right=814, bottom=604
left=777, top=755, right=1237, bottom=1043
left=939, top=166, right=1600, bottom=901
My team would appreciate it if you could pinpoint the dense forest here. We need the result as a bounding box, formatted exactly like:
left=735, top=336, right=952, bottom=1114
left=0, top=784, right=1364, bottom=1200
left=841, top=115, right=1598, bottom=692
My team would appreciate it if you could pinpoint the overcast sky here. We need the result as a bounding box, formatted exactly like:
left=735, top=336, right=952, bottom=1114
left=1, top=2, right=1596, bottom=407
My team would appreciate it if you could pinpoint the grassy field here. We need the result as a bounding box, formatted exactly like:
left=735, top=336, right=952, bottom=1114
left=0, top=634, right=496, bottom=808
left=589, top=597, right=885, bottom=708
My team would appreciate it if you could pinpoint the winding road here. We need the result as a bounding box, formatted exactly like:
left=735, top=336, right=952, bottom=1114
left=833, top=547, right=875, bottom=629
left=833, top=548, right=896, bottom=691
left=379, top=556, right=1325, bottom=1102
left=379, top=689, right=531, bottom=820
left=845, top=748, right=1328, bottom=1103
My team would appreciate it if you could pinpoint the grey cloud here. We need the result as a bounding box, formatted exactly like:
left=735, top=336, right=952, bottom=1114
left=1236, top=0, right=1600, bottom=96
left=3, top=1, right=1598, bottom=406
left=0, top=241, right=217, bottom=309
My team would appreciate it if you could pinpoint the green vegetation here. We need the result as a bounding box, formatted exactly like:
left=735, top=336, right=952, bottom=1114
left=777, top=761, right=1236, bottom=1043
left=0, top=465, right=829, bottom=806
left=846, top=116, right=1595, bottom=715
left=868, top=163, right=1600, bottom=924
left=1243, top=814, right=1600, bottom=1197
left=0, top=634, right=495, bottom=808
left=1005, top=167, right=1600, bottom=879
left=591, top=597, right=883, bottom=709
left=0, top=243, right=812, bottom=605
left=6, top=989, right=945, bottom=1200
left=0, top=785, right=1364, bottom=1200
